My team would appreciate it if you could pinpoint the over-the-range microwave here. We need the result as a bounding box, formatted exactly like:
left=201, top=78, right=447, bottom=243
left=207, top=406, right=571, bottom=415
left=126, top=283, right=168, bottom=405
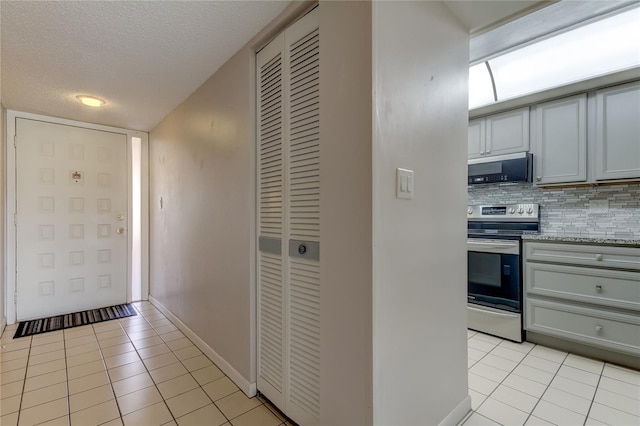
left=468, top=152, right=533, bottom=185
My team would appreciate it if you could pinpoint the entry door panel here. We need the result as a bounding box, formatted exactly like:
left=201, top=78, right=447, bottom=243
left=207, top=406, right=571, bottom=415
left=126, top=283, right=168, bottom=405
left=16, top=118, right=128, bottom=320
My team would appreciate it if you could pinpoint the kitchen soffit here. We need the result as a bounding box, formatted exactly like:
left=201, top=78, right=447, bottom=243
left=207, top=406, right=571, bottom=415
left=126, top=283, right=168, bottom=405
left=469, top=1, right=640, bottom=110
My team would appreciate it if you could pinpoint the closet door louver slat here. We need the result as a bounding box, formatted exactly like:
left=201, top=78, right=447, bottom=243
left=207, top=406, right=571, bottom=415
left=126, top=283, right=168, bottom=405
left=257, top=35, right=286, bottom=408
left=286, top=23, right=320, bottom=424
left=257, top=8, right=319, bottom=425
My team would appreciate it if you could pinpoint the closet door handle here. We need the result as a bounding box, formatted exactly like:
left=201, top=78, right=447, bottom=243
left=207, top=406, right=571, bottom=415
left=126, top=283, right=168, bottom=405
left=289, top=240, right=319, bottom=261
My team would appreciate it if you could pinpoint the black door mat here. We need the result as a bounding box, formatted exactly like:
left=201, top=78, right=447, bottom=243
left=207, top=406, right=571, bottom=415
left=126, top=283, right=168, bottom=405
left=13, top=303, right=137, bottom=338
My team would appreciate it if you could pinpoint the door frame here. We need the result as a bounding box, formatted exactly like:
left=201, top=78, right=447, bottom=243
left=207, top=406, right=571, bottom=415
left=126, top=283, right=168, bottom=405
left=4, top=110, right=150, bottom=324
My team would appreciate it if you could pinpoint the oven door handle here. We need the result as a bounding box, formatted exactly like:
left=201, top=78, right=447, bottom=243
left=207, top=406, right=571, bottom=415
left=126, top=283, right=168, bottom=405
left=467, top=241, right=517, bottom=248
left=467, top=240, right=520, bottom=254
left=468, top=306, right=520, bottom=319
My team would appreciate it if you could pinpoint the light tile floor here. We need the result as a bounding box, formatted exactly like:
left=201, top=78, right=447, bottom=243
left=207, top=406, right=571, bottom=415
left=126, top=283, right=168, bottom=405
left=0, top=301, right=290, bottom=426
left=2, top=303, right=639, bottom=426
left=462, top=329, right=640, bottom=426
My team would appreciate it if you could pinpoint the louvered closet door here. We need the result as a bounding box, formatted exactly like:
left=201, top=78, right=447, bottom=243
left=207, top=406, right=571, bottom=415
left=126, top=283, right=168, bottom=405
left=257, top=8, right=319, bottom=426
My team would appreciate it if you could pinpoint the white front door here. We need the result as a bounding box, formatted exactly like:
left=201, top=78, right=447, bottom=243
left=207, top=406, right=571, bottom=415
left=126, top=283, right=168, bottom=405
left=15, top=118, right=128, bottom=321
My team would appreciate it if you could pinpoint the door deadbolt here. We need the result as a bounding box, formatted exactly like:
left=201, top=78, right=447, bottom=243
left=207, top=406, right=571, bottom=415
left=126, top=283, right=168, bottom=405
left=298, top=244, right=307, bottom=255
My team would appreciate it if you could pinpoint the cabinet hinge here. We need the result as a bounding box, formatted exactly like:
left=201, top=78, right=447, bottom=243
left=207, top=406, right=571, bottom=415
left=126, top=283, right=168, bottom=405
left=13, top=135, right=17, bottom=148
left=14, top=291, right=17, bottom=304
left=14, top=213, right=17, bottom=226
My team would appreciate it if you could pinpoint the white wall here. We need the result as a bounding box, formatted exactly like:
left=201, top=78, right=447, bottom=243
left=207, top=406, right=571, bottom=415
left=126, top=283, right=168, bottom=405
left=371, top=2, right=470, bottom=424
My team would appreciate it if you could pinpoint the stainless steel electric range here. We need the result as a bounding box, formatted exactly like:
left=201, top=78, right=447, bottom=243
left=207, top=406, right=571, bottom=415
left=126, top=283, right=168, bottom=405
left=467, top=204, right=540, bottom=342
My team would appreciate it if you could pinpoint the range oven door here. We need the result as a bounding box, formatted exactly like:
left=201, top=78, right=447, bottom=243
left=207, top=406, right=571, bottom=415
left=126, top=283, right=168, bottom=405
left=467, top=238, right=521, bottom=312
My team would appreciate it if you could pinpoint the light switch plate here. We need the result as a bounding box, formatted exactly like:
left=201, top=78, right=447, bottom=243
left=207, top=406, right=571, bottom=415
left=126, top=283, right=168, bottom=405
left=396, top=168, right=414, bottom=200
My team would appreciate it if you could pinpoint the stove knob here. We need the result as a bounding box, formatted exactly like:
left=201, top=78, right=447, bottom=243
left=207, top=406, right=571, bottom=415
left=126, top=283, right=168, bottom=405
left=468, top=208, right=473, bottom=215
left=527, top=207, right=534, bottom=214
left=509, top=208, right=515, bottom=214
left=518, top=208, right=524, bottom=214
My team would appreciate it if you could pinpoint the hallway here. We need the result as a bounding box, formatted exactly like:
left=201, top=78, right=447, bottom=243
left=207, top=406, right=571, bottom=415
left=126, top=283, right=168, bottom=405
left=0, top=302, right=289, bottom=426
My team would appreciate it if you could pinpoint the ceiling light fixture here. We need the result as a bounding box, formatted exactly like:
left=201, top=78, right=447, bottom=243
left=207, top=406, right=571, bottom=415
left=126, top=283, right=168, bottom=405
left=76, top=95, right=106, bottom=107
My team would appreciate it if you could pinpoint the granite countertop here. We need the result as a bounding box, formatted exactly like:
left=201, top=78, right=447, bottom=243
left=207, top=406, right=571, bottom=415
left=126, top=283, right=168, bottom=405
left=522, top=234, right=640, bottom=247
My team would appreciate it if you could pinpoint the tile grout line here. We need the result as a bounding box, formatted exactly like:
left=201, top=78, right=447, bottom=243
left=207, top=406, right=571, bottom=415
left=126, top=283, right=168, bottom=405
left=63, top=330, right=72, bottom=425
left=519, top=350, right=569, bottom=426
left=142, top=300, right=270, bottom=422
left=470, top=338, right=535, bottom=425
left=92, top=321, right=126, bottom=426
left=120, top=303, right=237, bottom=425
left=582, top=362, right=606, bottom=426
left=118, top=305, right=177, bottom=424
left=136, top=303, right=270, bottom=425
left=13, top=334, right=32, bottom=426
left=137, top=305, right=236, bottom=425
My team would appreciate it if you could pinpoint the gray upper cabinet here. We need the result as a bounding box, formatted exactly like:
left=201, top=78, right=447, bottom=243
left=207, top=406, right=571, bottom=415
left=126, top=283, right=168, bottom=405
left=468, top=119, right=485, bottom=159
left=468, top=107, right=529, bottom=159
left=594, top=81, right=640, bottom=181
left=533, top=94, right=587, bottom=185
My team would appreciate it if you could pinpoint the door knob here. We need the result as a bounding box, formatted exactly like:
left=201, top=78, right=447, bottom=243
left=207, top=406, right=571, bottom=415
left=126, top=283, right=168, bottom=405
left=116, top=227, right=125, bottom=234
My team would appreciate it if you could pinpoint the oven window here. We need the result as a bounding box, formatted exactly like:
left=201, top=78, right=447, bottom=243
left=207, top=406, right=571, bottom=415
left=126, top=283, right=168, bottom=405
left=468, top=252, right=501, bottom=287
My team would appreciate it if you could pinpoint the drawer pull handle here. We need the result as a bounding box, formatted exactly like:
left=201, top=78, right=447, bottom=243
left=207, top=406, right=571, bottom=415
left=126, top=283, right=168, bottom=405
left=595, top=325, right=603, bottom=333
left=595, top=254, right=603, bottom=261
left=595, top=284, right=603, bottom=292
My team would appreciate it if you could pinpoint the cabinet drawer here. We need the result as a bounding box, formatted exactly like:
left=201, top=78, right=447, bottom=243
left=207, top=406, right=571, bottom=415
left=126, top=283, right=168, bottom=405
left=525, top=263, right=640, bottom=311
left=526, top=298, right=640, bottom=355
left=525, top=242, right=640, bottom=270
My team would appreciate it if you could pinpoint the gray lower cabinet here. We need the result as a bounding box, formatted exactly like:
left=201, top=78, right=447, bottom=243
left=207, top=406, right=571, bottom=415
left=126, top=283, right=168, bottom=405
left=524, top=241, right=640, bottom=356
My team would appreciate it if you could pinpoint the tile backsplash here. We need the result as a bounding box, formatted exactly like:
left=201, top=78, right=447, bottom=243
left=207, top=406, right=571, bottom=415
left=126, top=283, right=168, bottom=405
left=468, top=183, right=640, bottom=239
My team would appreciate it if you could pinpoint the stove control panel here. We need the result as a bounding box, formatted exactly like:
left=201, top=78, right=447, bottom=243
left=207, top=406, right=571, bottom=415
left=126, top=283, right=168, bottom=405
left=467, top=204, right=539, bottom=221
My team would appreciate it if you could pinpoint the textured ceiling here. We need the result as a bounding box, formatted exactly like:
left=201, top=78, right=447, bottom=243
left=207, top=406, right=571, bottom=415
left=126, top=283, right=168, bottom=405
left=0, top=1, right=290, bottom=131
left=1, top=1, right=563, bottom=132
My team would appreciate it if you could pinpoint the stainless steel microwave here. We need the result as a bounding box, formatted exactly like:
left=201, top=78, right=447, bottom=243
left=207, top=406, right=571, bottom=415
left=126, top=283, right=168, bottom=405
left=468, top=152, right=533, bottom=185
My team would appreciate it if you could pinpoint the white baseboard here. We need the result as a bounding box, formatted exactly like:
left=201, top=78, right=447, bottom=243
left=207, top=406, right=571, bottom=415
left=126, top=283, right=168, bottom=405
left=149, top=296, right=256, bottom=397
left=440, top=394, right=472, bottom=426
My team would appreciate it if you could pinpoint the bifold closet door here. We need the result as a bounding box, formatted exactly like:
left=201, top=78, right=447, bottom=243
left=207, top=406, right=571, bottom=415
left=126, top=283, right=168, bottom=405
left=256, top=8, right=320, bottom=426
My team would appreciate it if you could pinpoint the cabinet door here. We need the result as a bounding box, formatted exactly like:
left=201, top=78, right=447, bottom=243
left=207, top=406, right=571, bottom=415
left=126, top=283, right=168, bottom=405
left=468, top=119, right=485, bottom=159
left=486, top=107, right=530, bottom=156
left=534, top=95, right=587, bottom=185
left=595, top=82, right=640, bottom=181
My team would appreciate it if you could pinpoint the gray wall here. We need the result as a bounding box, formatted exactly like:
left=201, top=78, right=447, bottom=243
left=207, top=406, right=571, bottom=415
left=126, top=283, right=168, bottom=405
left=319, top=2, right=373, bottom=424
left=1, top=105, right=4, bottom=331
left=149, top=42, right=254, bottom=381
left=468, top=183, right=640, bottom=239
